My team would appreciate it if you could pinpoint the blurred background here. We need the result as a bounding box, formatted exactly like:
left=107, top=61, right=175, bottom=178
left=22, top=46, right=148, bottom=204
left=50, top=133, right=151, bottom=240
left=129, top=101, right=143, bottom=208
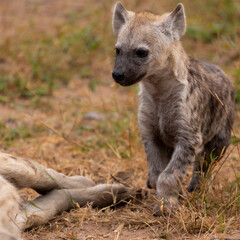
left=0, top=0, right=239, bottom=101
left=0, top=0, right=239, bottom=239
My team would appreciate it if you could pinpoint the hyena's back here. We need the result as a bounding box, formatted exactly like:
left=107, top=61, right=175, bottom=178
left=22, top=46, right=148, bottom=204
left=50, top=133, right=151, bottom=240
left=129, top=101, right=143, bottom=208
left=187, top=58, right=235, bottom=146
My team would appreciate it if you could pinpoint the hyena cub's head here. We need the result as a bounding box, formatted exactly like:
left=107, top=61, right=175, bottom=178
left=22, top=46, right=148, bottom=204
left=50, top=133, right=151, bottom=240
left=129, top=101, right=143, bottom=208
left=112, top=2, right=186, bottom=86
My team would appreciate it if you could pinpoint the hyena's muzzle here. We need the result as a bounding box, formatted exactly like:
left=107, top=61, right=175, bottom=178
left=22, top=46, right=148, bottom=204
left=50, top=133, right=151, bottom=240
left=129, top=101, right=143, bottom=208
left=112, top=51, right=147, bottom=86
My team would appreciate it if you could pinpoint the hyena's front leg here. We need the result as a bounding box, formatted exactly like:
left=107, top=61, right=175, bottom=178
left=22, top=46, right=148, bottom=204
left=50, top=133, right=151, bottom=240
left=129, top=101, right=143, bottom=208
left=143, top=137, right=172, bottom=189
left=0, top=152, right=95, bottom=193
left=154, top=143, right=196, bottom=214
left=18, top=184, right=131, bottom=229
left=139, top=98, right=172, bottom=189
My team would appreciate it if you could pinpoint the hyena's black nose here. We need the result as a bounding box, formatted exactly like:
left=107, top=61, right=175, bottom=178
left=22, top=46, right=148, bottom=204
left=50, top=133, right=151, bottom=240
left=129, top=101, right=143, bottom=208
left=112, top=71, right=124, bottom=82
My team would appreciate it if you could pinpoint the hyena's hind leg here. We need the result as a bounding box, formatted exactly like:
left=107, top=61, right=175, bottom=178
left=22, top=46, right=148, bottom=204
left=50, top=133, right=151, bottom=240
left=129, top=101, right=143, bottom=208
left=187, top=150, right=206, bottom=192
left=0, top=152, right=95, bottom=194
left=187, top=126, right=231, bottom=192
left=0, top=176, right=22, bottom=240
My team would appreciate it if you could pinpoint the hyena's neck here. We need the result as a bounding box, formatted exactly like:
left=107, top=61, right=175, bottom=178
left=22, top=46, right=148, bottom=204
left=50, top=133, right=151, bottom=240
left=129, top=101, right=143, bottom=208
left=169, top=43, right=189, bottom=83
left=141, top=43, right=189, bottom=101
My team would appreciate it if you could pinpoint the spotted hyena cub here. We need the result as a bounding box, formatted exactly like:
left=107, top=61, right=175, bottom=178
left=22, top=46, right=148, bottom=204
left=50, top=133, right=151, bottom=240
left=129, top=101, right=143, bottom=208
left=112, top=2, right=235, bottom=213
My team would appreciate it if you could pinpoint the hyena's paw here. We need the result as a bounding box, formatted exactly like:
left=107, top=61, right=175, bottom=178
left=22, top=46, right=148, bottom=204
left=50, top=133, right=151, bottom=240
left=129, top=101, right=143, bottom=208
left=91, top=184, right=132, bottom=207
left=154, top=173, right=179, bottom=216
left=153, top=195, right=178, bottom=217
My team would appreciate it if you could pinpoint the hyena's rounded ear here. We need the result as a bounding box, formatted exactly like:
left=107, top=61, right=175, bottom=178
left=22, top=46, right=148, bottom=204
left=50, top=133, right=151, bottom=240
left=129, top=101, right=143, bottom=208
left=161, top=3, right=186, bottom=41
left=112, top=2, right=131, bottom=37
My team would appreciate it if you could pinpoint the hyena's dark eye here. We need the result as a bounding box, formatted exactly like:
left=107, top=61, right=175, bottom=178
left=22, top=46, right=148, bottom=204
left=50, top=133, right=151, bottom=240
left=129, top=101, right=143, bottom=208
left=136, top=49, right=149, bottom=58
left=115, top=48, right=120, bottom=55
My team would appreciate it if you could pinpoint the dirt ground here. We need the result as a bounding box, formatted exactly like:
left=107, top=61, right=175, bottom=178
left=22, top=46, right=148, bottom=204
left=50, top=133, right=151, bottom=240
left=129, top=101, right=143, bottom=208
left=0, top=0, right=239, bottom=239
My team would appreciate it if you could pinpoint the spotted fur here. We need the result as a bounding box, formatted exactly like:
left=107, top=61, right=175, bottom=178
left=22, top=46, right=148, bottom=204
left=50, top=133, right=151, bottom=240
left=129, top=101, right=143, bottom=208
left=112, top=2, right=235, bottom=212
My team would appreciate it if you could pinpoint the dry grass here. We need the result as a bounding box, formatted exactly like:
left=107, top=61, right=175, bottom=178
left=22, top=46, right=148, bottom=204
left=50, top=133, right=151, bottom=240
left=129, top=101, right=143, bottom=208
left=0, top=0, right=239, bottom=239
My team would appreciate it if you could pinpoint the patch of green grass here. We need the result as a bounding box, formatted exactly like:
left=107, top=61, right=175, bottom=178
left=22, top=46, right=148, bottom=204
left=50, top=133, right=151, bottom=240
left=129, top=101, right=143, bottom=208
left=186, top=24, right=224, bottom=43
left=186, top=0, right=239, bottom=43
left=0, top=121, right=46, bottom=146
left=88, top=80, right=98, bottom=92
left=0, top=123, right=32, bottom=146
left=0, top=10, right=104, bottom=100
